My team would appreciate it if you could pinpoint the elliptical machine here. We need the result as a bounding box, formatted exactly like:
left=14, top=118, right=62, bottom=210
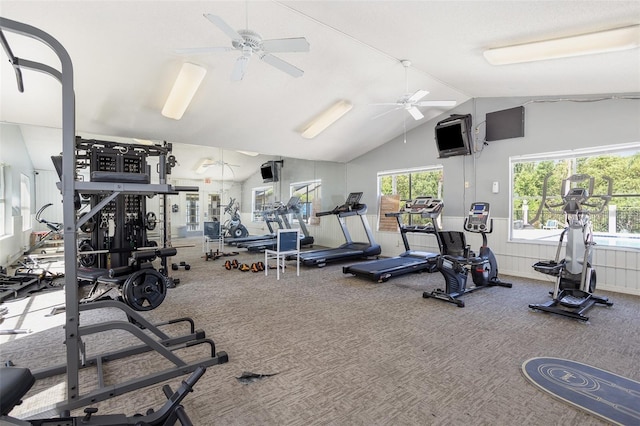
left=423, top=202, right=511, bottom=307
left=222, top=198, right=248, bottom=239
left=530, top=173, right=613, bottom=321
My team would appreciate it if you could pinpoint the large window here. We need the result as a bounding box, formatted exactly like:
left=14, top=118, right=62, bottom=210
left=185, top=193, right=199, bottom=231
left=510, top=143, right=640, bottom=248
left=290, top=180, right=321, bottom=224
left=377, top=166, right=443, bottom=231
left=252, top=186, right=275, bottom=222
left=20, top=174, right=31, bottom=231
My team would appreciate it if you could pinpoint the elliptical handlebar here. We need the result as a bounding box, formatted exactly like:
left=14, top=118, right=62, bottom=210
left=543, top=174, right=612, bottom=216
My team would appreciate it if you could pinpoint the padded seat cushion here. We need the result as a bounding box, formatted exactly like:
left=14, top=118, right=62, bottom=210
left=77, top=267, right=109, bottom=282
left=0, top=367, right=35, bottom=415
left=90, top=171, right=150, bottom=184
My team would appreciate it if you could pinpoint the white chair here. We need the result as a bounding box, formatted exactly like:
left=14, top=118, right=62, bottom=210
left=265, top=229, right=300, bottom=280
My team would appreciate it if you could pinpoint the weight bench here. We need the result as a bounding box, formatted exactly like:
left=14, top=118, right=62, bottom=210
left=77, top=247, right=177, bottom=310
left=0, top=367, right=35, bottom=417
left=0, top=365, right=207, bottom=425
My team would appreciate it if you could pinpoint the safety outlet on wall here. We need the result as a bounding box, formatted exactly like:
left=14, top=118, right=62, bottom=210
left=492, top=181, right=499, bottom=194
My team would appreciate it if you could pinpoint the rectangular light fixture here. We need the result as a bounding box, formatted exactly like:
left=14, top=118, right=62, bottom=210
left=195, top=158, right=215, bottom=174
left=484, top=25, right=640, bottom=65
left=301, top=100, right=353, bottom=139
left=161, top=62, right=207, bottom=120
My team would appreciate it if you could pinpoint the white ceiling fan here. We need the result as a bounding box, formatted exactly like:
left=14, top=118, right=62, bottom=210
left=195, top=158, right=240, bottom=177
left=373, top=60, right=456, bottom=120
left=177, top=12, right=309, bottom=81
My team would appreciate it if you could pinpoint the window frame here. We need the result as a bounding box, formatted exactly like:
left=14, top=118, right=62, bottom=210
left=509, top=142, right=640, bottom=249
left=251, top=185, right=275, bottom=222
left=289, top=179, right=321, bottom=225
left=20, top=173, right=31, bottom=231
left=377, top=165, right=444, bottom=232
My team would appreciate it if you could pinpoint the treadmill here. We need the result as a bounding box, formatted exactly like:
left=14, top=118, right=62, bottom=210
left=295, top=192, right=381, bottom=267
left=243, top=196, right=315, bottom=252
left=227, top=204, right=284, bottom=246
left=342, top=196, right=443, bottom=282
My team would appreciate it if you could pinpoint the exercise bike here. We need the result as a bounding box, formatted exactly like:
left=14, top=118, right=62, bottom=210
left=0, top=365, right=206, bottom=425
left=221, top=198, right=248, bottom=239
left=423, top=202, right=512, bottom=307
left=530, top=173, right=613, bottom=321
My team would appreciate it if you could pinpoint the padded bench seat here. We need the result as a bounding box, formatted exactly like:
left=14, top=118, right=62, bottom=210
left=90, top=171, right=150, bottom=184
left=0, top=367, right=35, bottom=416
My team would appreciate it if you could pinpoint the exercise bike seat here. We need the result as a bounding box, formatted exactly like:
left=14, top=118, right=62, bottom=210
left=0, top=367, right=35, bottom=415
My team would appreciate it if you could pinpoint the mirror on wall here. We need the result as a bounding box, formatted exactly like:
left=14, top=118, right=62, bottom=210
left=2, top=122, right=348, bottom=240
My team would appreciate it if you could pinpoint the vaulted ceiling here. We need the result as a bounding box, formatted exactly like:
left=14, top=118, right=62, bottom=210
left=1, top=1, right=639, bottom=181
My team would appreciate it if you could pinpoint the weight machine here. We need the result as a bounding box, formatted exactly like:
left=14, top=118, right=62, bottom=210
left=530, top=173, right=613, bottom=321
left=0, top=17, right=228, bottom=422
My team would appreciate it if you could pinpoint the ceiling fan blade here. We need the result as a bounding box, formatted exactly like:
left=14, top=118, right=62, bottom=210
left=371, top=106, right=402, bottom=120
left=175, top=46, right=233, bottom=55
left=262, top=37, right=310, bottom=53
left=407, top=107, right=424, bottom=120
left=407, top=89, right=429, bottom=103
left=259, top=53, right=304, bottom=78
left=414, top=100, right=457, bottom=107
left=204, top=14, right=243, bottom=41
left=231, top=55, right=249, bottom=81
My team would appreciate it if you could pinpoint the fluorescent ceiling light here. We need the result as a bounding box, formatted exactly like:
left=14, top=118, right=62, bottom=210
left=484, top=25, right=640, bottom=65
left=237, top=150, right=259, bottom=157
left=162, top=63, right=207, bottom=120
left=195, top=158, right=215, bottom=174
left=301, top=100, right=353, bottom=139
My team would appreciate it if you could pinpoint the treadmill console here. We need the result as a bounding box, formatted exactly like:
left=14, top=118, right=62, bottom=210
left=345, top=192, right=363, bottom=207
left=464, top=202, right=491, bottom=233
left=406, top=197, right=443, bottom=217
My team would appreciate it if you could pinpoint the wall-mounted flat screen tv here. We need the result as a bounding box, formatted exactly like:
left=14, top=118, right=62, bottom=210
left=260, top=161, right=279, bottom=183
left=486, top=106, right=525, bottom=141
left=434, top=114, right=473, bottom=158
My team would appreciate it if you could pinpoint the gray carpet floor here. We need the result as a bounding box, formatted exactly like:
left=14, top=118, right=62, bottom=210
left=2, top=238, right=639, bottom=425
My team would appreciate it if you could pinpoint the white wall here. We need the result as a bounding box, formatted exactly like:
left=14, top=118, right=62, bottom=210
left=345, top=94, right=640, bottom=295
left=0, top=123, right=36, bottom=266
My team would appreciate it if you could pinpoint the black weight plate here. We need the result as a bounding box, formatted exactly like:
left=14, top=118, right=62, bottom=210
left=121, top=269, right=167, bottom=311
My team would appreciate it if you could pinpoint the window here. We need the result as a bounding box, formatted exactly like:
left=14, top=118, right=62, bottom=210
left=290, top=180, right=321, bottom=224
left=0, top=165, right=5, bottom=236
left=377, top=166, right=443, bottom=231
left=20, top=174, right=31, bottom=231
left=186, top=193, right=199, bottom=231
left=252, top=186, right=275, bottom=222
left=510, top=143, right=640, bottom=248
left=208, top=194, right=220, bottom=221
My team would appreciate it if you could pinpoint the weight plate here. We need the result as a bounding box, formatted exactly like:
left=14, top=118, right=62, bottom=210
left=121, top=269, right=167, bottom=311
left=145, top=212, right=157, bottom=230
left=78, top=240, right=96, bottom=267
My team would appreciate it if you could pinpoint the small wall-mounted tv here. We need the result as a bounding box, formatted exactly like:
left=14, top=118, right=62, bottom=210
left=261, top=161, right=279, bottom=183
left=486, top=106, right=524, bottom=141
left=434, top=114, right=473, bottom=158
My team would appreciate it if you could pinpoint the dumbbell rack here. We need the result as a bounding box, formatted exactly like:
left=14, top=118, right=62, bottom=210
left=0, top=17, right=228, bottom=419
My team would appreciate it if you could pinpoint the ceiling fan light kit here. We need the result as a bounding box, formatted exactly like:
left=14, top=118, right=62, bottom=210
left=483, top=25, right=640, bottom=65
left=161, top=62, right=207, bottom=120
left=178, top=13, right=309, bottom=81
left=301, top=100, right=353, bottom=139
